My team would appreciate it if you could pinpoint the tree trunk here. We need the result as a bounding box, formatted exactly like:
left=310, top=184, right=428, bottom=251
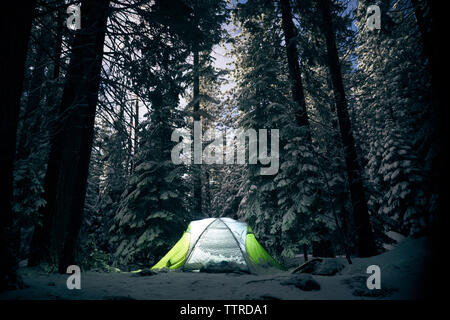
left=412, top=0, right=439, bottom=224
left=29, top=0, right=110, bottom=272
left=279, top=0, right=311, bottom=133
left=128, top=111, right=134, bottom=174
left=0, top=0, right=36, bottom=291
left=303, top=244, right=308, bottom=262
left=318, top=0, right=377, bottom=257
left=16, top=28, right=48, bottom=162
left=134, top=94, right=139, bottom=154
left=192, top=45, right=202, bottom=216
left=28, top=9, right=64, bottom=267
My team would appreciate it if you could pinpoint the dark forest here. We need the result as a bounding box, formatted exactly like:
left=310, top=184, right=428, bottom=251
left=0, top=0, right=441, bottom=302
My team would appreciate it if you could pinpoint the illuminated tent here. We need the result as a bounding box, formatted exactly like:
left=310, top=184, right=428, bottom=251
left=151, top=217, right=285, bottom=273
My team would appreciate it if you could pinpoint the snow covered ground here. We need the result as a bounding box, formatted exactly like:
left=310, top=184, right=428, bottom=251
left=0, top=237, right=431, bottom=300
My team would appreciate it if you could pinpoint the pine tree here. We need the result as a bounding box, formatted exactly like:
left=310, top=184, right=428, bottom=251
left=231, top=0, right=324, bottom=259
left=0, top=0, right=36, bottom=291
left=29, top=0, right=111, bottom=272
left=317, top=0, right=377, bottom=257
left=108, top=1, right=196, bottom=267
left=14, top=5, right=65, bottom=264
left=109, top=90, right=188, bottom=268
left=352, top=0, right=432, bottom=237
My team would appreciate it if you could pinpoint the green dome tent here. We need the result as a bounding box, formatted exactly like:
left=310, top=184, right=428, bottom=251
left=151, top=217, right=285, bottom=273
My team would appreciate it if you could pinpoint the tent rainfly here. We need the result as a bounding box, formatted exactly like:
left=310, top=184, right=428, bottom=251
left=151, top=217, right=285, bottom=273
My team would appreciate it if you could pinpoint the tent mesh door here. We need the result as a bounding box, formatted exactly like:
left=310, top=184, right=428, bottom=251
left=183, top=219, right=248, bottom=271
